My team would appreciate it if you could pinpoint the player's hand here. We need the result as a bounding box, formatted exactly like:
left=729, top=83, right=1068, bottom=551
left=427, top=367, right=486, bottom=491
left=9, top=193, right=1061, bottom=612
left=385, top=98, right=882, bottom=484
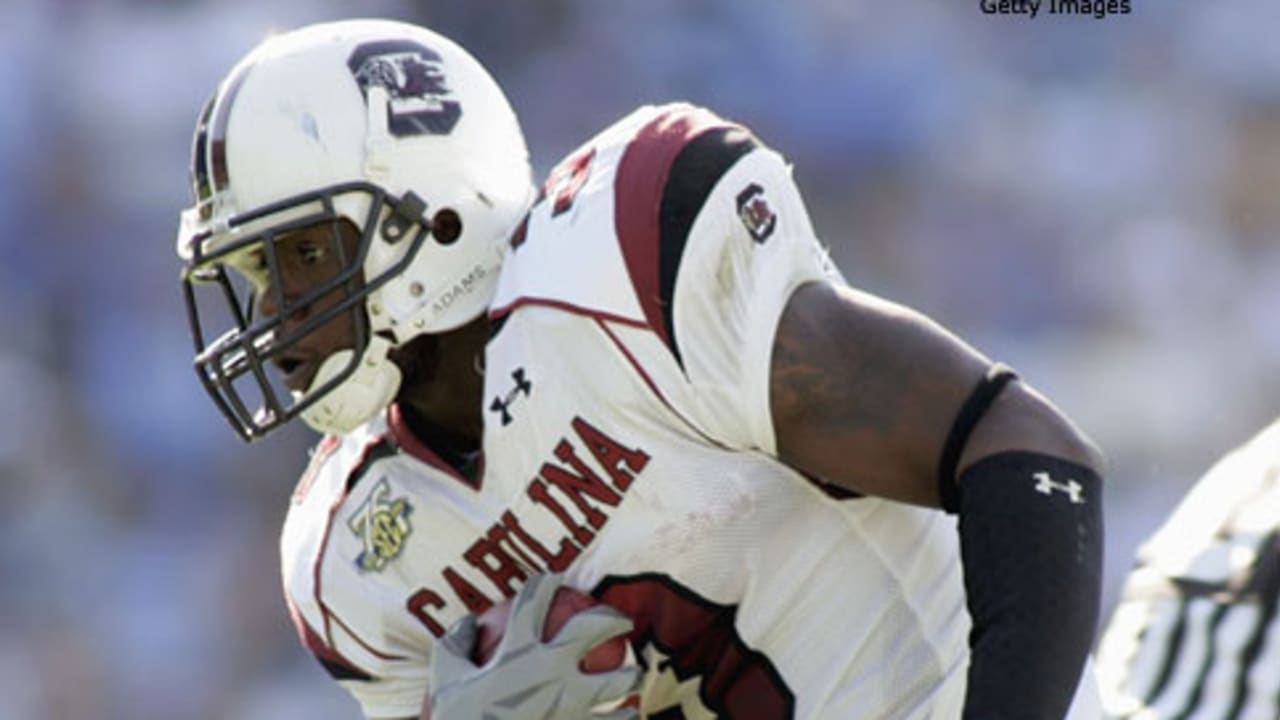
left=428, top=573, right=641, bottom=719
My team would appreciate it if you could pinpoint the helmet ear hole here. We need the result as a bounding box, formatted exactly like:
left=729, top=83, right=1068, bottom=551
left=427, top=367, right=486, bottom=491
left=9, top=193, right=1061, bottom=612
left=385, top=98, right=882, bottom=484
left=431, top=208, right=462, bottom=246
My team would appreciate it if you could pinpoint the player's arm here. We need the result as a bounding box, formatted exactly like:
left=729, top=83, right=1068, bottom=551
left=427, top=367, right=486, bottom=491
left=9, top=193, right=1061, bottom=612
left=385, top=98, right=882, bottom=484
left=770, top=280, right=1105, bottom=718
left=631, top=102, right=1101, bottom=713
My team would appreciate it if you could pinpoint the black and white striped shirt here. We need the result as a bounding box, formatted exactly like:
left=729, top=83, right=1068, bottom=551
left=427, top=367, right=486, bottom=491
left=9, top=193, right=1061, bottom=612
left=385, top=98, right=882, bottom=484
left=1097, top=419, right=1280, bottom=719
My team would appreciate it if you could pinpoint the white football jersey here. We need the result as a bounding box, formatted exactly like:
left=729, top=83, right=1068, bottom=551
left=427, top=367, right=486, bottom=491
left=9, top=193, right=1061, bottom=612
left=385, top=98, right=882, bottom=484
left=1096, top=419, right=1280, bottom=719
left=281, top=103, right=1099, bottom=719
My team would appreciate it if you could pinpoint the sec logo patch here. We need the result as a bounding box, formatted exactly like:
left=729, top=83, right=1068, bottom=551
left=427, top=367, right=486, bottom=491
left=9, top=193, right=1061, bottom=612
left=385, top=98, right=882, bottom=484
left=348, top=478, right=414, bottom=572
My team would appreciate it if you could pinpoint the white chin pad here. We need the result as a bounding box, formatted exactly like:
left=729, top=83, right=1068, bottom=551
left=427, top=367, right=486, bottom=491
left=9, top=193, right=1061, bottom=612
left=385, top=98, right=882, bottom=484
left=298, top=337, right=401, bottom=435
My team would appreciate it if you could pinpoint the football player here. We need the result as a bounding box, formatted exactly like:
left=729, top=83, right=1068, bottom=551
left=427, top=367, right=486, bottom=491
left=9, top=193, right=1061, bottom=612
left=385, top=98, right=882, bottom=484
left=176, top=19, right=1106, bottom=720
left=1096, top=418, right=1280, bottom=719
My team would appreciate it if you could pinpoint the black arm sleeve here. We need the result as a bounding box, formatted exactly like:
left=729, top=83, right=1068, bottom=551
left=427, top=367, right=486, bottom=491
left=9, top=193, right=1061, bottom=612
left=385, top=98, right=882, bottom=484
left=957, top=451, right=1104, bottom=719
left=937, top=363, right=1019, bottom=513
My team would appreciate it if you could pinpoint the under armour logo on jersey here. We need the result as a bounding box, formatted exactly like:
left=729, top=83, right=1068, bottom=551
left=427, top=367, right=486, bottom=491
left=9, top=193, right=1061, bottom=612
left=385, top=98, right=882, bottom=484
left=1033, top=471, right=1085, bottom=504
left=490, top=368, right=532, bottom=426
left=735, top=182, right=777, bottom=243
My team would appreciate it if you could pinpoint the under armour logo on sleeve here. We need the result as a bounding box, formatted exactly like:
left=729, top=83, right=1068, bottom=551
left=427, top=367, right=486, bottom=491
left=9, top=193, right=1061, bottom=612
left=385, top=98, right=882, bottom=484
left=1033, top=471, right=1085, bottom=504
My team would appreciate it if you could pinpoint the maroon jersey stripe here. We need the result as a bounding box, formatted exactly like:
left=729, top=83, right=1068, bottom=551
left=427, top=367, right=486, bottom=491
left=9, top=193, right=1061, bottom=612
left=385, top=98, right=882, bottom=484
left=287, top=598, right=374, bottom=682
left=488, top=296, right=649, bottom=328
left=614, top=106, right=733, bottom=355
left=593, top=317, right=728, bottom=450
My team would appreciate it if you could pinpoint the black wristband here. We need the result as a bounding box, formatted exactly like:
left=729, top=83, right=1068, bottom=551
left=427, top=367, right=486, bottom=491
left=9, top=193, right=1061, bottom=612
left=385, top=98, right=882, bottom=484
left=937, top=363, right=1018, bottom=514
left=957, top=451, right=1104, bottom=719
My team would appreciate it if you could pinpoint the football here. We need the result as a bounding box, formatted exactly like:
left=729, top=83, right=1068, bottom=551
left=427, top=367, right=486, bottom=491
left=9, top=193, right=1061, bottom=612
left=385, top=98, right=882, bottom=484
left=470, top=586, right=630, bottom=672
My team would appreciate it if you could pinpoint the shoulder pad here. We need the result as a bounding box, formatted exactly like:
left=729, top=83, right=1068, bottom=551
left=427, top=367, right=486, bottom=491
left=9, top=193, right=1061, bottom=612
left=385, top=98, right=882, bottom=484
left=493, top=103, right=761, bottom=369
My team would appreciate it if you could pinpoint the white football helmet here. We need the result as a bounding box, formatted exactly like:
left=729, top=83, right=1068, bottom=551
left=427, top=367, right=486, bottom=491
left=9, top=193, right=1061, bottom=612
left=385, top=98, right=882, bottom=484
left=177, top=19, right=534, bottom=441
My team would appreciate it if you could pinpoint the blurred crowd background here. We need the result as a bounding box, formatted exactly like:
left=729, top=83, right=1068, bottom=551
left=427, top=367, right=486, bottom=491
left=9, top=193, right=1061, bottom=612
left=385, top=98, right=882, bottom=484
left=1, top=1, right=1277, bottom=718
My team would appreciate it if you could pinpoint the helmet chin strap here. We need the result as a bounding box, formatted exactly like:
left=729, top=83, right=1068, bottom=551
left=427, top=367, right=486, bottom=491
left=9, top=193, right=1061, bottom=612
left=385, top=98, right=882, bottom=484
left=298, top=334, right=402, bottom=435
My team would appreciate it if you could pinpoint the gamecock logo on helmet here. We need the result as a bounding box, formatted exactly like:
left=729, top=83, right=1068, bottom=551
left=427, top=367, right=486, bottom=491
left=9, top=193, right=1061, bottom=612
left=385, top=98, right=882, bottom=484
left=348, top=40, right=463, bottom=137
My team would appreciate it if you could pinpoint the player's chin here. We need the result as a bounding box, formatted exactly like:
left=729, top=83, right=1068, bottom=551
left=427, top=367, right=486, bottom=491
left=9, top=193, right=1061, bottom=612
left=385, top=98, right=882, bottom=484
left=387, top=333, right=439, bottom=387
